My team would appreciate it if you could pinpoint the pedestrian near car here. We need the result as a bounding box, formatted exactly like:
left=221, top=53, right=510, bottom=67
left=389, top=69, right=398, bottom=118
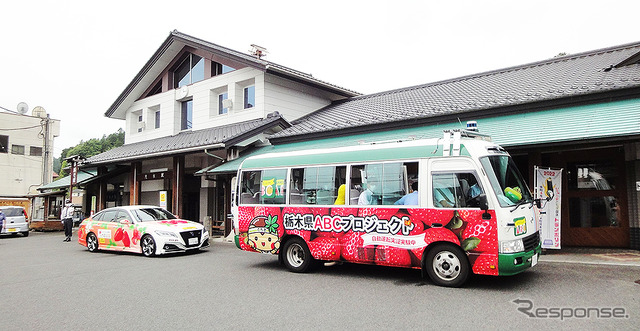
left=0, top=209, right=5, bottom=231
left=61, top=200, right=74, bottom=242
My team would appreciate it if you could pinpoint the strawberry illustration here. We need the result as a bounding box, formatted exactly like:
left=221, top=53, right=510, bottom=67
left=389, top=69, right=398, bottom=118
left=238, top=207, right=255, bottom=232
left=286, top=229, right=311, bottom=241
left=469, top=253, right=499, bottom=276
left=358, top=207, right=399, bottom=221
left=339, top=231, right=374, bottom=262
left=114, top=227, right=124, bottom=241
left=308, top=237, right=341, bottom=261
left=424, top=227, right=460, bottom=246
left=462, top=218, right=498, bottom=253
left=375, top=245, right=412, bottom=267
left=132, top=228, right=141, bottom=245
left=122, top=231, right=131, bottom=247
left=422, top=209, right=454, bottom=227
left=406, top=208, right=430, bottom=225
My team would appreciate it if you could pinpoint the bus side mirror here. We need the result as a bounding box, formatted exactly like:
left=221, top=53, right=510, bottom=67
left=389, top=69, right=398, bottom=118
left=477, top=194, right=489, bottom=211
left=535, top=199, right=542, bottom=209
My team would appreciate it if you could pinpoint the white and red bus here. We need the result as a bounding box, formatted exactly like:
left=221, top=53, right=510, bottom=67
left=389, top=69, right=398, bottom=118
left=233, top=129, right=541, bottom=287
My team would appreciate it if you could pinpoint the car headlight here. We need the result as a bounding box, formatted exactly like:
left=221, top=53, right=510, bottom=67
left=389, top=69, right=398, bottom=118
left=154, top=230, right=178, bottom=238
left=500, top=239, right=524, bottom=253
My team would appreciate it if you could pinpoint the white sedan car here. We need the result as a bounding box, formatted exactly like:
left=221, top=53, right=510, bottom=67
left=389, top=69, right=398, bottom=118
left=78, top=205, right=209, bottom=256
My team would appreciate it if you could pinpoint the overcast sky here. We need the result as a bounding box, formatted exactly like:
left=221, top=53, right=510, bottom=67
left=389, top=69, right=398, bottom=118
left=2, top=0, right=639, bottom=156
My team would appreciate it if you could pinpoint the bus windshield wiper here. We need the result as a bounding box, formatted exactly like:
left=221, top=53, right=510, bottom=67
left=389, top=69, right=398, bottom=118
left=510, top=198, right=532, bottom=212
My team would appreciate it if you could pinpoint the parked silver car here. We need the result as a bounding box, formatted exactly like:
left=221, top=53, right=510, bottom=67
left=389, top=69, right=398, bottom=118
left=0, top=206, right=30, bottom=237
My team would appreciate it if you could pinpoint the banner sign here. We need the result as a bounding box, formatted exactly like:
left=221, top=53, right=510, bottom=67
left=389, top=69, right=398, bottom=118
left=535, top=167, right=562, bottom=249
left=159, top=191, right=168, bottom=209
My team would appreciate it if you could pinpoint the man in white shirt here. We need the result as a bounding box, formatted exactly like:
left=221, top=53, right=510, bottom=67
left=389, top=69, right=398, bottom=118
left=61, top=199, right=74, bottom=242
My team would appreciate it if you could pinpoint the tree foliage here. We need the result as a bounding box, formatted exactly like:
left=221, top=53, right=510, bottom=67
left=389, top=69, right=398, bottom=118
left=58, top=128, right=124, bottom=178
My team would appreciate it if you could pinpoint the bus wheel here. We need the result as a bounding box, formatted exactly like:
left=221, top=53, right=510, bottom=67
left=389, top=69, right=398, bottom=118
left=424, top=244, right=469, bottom=287
left=282, top=237, right=314, bottom=273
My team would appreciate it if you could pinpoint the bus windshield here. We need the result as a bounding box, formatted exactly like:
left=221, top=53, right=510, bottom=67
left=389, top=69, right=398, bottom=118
left=480, top=155, right=532, bottom=207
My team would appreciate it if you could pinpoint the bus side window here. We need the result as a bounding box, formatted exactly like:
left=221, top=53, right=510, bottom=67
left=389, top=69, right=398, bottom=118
left=432, top=172, right=484, bottom=208
left=260, top=169, right=287, bottom=205
left=240, top=171, right=261, bottom=204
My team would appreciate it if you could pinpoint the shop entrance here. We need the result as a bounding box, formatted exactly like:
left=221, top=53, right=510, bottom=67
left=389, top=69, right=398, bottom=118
left=542, top=146, right=629, bottom=247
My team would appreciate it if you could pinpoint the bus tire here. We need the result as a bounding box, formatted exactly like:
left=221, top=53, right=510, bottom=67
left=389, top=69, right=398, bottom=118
left=424, top=243, right=469, bottom=287
left=282, top=237, right=315, bottom=273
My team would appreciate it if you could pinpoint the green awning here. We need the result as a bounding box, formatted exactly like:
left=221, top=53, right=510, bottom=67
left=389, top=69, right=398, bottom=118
left=197, top=98, right=640, bottom=174
left=37, top=169, right=98, bottom=191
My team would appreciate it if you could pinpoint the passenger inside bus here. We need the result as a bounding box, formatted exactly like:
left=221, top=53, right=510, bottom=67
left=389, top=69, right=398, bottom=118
left=394, top=181, right=419, bottom=205
left=334, top=184, right=346, bottom=205
left=358, top=178, right=379, bottom=205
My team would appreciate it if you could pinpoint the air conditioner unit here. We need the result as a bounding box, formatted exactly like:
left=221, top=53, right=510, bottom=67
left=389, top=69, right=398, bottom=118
left=137, top=121, right=146, bottom=130
left=222, top=99, right=233, bottom=109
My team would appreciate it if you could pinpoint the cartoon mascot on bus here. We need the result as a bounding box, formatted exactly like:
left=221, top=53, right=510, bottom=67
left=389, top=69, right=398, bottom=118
left=246, top=215, right=280, bottom=254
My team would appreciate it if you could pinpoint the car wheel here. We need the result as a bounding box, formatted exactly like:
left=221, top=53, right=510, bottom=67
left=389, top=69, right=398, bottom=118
left=424, top=244, right=469, bottom=287
left=86, top=233, right=99, bottom=252
left=141, top=235, right=156, bottom=257
left=22, top=231, right=29, bottom=237
left=281, top=237, right=315, bottom=273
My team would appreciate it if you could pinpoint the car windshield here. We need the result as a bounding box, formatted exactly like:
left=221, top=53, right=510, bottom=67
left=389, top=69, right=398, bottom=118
left=131, top=208, right=177, bottom=222
left=480, top=155, right=533, bottom=207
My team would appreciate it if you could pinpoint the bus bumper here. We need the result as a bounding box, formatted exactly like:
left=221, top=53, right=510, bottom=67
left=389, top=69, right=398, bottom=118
left=498, top=243, right=542, bottom=276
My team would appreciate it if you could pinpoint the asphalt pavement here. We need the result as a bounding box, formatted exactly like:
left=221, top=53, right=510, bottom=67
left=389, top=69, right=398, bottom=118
left=1, top=231, right=638, bottom=330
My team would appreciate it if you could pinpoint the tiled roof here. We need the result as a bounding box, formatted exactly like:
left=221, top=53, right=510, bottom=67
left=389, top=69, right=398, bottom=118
left=269, top=41, right=640, bottom=141
left=85, top=115, right=288, bottom=165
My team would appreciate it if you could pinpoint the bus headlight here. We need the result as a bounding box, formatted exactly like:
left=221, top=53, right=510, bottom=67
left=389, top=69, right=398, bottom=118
left=499, top=239, right=524, bottom=253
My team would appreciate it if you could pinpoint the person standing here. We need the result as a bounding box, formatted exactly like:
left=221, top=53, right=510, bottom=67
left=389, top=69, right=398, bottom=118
left=61, top=199, right=74, bottom=242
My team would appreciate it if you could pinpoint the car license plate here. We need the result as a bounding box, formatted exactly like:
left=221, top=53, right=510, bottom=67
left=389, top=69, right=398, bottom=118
left=8, top=228, right=16, bottom=232
left=531, top=254, right=538, bottom=267
left=188, top=237, right=198, bottom=245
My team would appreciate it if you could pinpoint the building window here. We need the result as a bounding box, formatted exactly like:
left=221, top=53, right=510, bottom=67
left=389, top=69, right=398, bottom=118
left=181, top=100, right=193, bottom=130
left=0, top=135, right=7, bottom=153
left=218, top=93, right=229, bottom=115
left=30, top=146, right=43, bottom=156
left=212, top=62, right=235, bottom=76
left=147, top=81, right=162, bottom=96
left=174, top=53, right=205, bottom=88
left=155, top=111, right=161, bottom=129
left=11, top=145, right=25, bottom=155
left=244, top=85, right=255, bottom=109
left=137, top=114, right=144, bottom=133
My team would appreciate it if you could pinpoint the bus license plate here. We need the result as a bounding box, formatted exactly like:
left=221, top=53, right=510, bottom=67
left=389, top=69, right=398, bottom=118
left=188, top=237, right=198, bottom=245
left=531, top=254, right=538, bottom=267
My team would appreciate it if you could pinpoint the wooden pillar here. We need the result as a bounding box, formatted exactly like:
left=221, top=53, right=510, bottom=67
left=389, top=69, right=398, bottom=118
left=172, top=156, right=184, bottom=217
left=96, top=166, right=107, bottom=212
left=129, top=162, right=142, bottom=205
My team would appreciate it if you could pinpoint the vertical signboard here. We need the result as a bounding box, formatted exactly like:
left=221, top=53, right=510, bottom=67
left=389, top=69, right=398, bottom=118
left=535, top=167, right=562, bottom=249
left=159, top=191, right=168, bottom=209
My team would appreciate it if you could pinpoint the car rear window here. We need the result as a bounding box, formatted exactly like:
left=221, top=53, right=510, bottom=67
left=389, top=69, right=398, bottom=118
left=1, top=208, right=25, bottom=217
